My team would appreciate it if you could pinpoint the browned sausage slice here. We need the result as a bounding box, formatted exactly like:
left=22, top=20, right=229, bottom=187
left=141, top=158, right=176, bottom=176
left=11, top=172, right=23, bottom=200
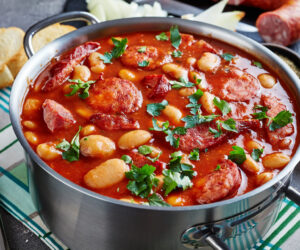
left=256, top=0, right=300, bottom=46
left=42, top=99, right=76, bottom=132
left=178, top=119, right=260, bottom=152
left=90, top=113, right=140, bottom=130
left=42, top=42, right=100, bottom=92
left=262, top=95, right=294, bottom=145
left=121, top=46, right=171, bottom=70
left=142, top=74, right=171, bottom=99
left=87, top=77, right=143, bottom=113
left=194, top=159, right=241, bottom=204
left=208, top=66, right=260, bottom=102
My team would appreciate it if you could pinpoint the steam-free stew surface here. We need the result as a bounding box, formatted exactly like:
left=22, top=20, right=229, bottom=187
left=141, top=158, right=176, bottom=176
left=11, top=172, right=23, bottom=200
left=21, top=28, right=298, bottom=207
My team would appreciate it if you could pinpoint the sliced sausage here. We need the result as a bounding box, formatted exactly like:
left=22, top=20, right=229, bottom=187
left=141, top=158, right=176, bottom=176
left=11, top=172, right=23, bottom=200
left=142, top=74, right=171, bottom=99
left=256, top=0, right=300, bottom=46
left=42, top=42, right=100, bottom=92
left=128, top=150, right=166, bottom=174
left=207, top=66, right=260, bottom=102
left=262, top=95, right=294, bottom=145
left=42, top=99, right=76, bottom=132
left=178, top=119, right=260, bottom=152
left=87, top=77, right=143, bottom=113
left=90, top=113, right=139, bottom=130
left=121, top=46, right=171, bottom=70
left=194, top=159, right=241, bottom=204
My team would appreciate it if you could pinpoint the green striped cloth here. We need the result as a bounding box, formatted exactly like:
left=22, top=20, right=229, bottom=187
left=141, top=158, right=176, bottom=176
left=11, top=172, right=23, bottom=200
left=0, top=87, right=299, bottom=250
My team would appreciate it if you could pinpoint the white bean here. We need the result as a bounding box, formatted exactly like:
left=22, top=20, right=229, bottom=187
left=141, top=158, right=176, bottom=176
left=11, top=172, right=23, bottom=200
left=256, top=172, right=274, bottom=186
left=118, top=130, right=152, bottom=150
left=197, top=52, right=220, bottom=72
left=80, top=135, right=116, bottom=158
left=179, top=87, right=197, bottom=97
left=162, top=105, right=183, bottom=125
left=88, top=52, right=106, bottom=74
left=84, top=159, right=129, bottom=188
left=119, top=69, right=136, bottom=81
left=36, top=143, right=61, bottom=160
left=162, top=63, right=188, bottom=80
left=24, top=131, right=38, bottom=145
left=73, top=65, right=91, bottom=82
left=81, top=125, right=97, bottom=136
left=258, top=73, right=276, bottom=88
left=242, top=154, right=261, bottom=173
left=200, top=92, right=216, bottom=114
left=262, top=153, right=290, bottom=169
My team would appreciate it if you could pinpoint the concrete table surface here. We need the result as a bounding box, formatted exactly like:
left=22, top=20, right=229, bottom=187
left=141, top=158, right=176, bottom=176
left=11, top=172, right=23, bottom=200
left=0, top=0, right=299, bottom=249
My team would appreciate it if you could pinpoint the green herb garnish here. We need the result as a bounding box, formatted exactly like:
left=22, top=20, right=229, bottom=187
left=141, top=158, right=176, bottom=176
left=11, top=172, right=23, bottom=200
left=228, top=145, right=246, bottom=165
left=251, top=148, right=264, bottom=162
left=121, top=154, right=133, bottom=164
left=155, top=32, right=168, bottom=41
left=138, top=60, right=150, bottom=67
left=100, top=37, right=128, bottom=63
left=66, top=79, right=96, bottom=99
left=172, top=50, right=182, bottom=58
left=148, top=193, right=171, bottom=207
left=189, top=148, right=200, bottom=161
left=213, top=97, right=231, bottom=116
left=169, top=77, right=194, bottom=89
left=182, top=113, right=219, bottom=129
left=138, top=46, right=147, bottom=53
left=138, top=145, right=153, bottom=155
left=221, top=53, right=234, bottom=61
left=214, top=164, right=221, bottom=171
left=170, top=25, right=181, bottom=49
left=147, top=100, right=168, bottom=117
left=186, top=89, right=203, bottom=115
left=253, top=61, right=263, bottom=69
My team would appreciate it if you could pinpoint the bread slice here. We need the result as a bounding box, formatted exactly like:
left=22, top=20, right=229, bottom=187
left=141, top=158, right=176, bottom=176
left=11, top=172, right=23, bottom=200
left=32, top=23, right=76, bottom=52
left=0, top=64, right=14, bottom=88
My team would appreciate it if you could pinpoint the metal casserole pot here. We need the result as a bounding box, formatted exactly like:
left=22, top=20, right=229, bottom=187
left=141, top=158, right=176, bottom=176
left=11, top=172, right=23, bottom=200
left=9, top=11, right=300, bottom=250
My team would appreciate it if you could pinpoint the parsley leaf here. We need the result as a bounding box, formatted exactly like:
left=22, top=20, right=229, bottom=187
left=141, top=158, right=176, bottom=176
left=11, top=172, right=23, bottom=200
left=56, top=126, right=82, bottom=162
left=221, top=53, right=234, bottom=61
left=213, top=97, right=231, bottom=116
left=209, top=122, right=222, bottom=138
left=169, top=77, right=194, bottom=89
left=138, top=60, right=150, bottom=67
left=155, top=32, right=168, bottom=41
left=214, top=164, right=221, bottom=171
left=121, top=155, right=132, bottom=164
left=125, top=164, right=158, bottom=198
left=138, top=46, right=147, bottom=53
left=138, top=145, right=153, bottom=155
left=252, top=105, right=270, bottom=121
left=189, top=148, right=200, bottom=161
left=253, top=61, right=263, bottom=69
left=172, top=50, right=182, bottom=58
left=220, top=118, right=238, bottom=132
left=100, top=52, right=113, bottom=64
left=147, top=100, right=168, bottom=116
left=251, top=148, right=264, bottom=162
left=100, top=37, right=128, bottom=63
left=186, top=89, right=203, bottom=115
left=66, top=79, right=96, bottom=99
left=148, top=193, right=171, bottom=207
left=228, top=145, right=246, bottom=165
left=254, top=105, right=268, bottom=112
left=182, top=114, right=219, bottom=129
left=269, top=111, right=293, bottom=131
left=170, top=25, right=181, bottom=49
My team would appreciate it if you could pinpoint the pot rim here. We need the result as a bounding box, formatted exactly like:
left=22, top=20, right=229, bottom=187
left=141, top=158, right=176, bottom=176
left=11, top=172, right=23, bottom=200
left=10, top=16, right=300, bottom=212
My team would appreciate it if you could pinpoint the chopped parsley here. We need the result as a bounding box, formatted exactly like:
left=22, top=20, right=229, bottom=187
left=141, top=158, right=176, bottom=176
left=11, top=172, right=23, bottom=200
left=138, top=60, right=150, bottom=67
left=138, top=145, right=153, bottom=155
left=170, top=25, right=181, bottom=49
left=147, top=100, right=168, bottom=116
left=121, top=154, right=133, bottom=164
left=138, top=46, right=147, bottom=53
left=214, top=164, right=221, bottom=171
left=228, top=145, right=246, bottom=165
left=182, top=113, right=219, bottom=129
left=213, top=97, right=231, bottom=116
left=155, top=32, right=168, bottom=41
left=253, top=61, right=263, bottom=69
left=172, top=50, right=182, bottom=58
left=100, top=37, right=128, bottom=63
left=162, top=152, right=195, bottom=195
left=66, top=79, right=96, bottom=99
left=169, top=77, right=195, bottom=89
left=251, top=148, right=264, bottom=162
left=148, top=193, right=171, bottom=207
left=56, top=126, right=82, bottom=162
left=189, top=148, right=200, bottom=161
left=221, top=53, right=234, bottom=61
left=150, top=118, right=186, bottom=148
left=125, top=164, right=158, bottom=198
left=209, top=119, right=237, bottom=138
left=186, top=89, right=203, bottom=115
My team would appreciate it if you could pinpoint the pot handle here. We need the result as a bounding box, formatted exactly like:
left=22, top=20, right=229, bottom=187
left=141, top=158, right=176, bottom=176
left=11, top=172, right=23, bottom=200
left=285, top=185, right=300, bottom=206
left=24, top=11, right=99, bottom=58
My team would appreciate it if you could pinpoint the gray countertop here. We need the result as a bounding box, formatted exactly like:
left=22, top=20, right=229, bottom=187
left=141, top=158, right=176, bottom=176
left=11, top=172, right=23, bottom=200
left=0, top=0, right=299, bottom=249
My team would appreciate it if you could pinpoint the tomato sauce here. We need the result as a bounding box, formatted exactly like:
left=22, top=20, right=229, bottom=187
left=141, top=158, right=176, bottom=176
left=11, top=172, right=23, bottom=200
left=20, top=30, right=299, bottom=206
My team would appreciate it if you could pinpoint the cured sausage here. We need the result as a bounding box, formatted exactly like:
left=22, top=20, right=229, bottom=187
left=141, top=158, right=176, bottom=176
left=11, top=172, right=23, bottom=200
left=178, top=119, right=260, bottom=152
left=142, top=74, right=171, bottom=99
left=194, top=159, right=241, bottom=204
left=87, top=77, right=143, bottom=113
left=42, top=42, right=100, bottom=92
left=121, top=46, right=171, bottom=70
left=256, top=0, right=300, bottom=46
left=207, top=66, right=260, bottom=102
left=225, top=0, right=287, bottom=10
left=42, top=99, right=76, bottom=132
left=90, top=113, right=140, bottom=130
left=262, top=95, right=294, bottom=145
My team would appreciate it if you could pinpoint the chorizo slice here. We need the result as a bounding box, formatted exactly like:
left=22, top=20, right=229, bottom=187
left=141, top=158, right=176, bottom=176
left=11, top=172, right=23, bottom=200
left=262, top=95, right=294, bottom=145
left=120, top=45, right=171, bottom=70
left=90, top=113, right=139, bottom=130
left=142, top=74, right=171, bottom=99
left=194, top=159, right=241, bottom=204
left=256, top=0, right=300, bottom=46
left=87, top=77, right=143, bottom=113
left=208, top=66, right=260, bottom=102
left=42, top=99, right=76, bottom=132
left=42, top=42, right=100, bottom=92
left=178, top=119, right=260, bottom=152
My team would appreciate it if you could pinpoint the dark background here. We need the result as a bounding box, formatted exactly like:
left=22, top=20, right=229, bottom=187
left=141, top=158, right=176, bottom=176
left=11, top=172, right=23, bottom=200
left=0, top=0, right=299, bottom=249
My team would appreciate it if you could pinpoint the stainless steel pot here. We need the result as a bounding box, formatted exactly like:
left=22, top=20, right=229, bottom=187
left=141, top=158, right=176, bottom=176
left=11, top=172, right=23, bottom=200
left=9, top=11, right=300, bottom=250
